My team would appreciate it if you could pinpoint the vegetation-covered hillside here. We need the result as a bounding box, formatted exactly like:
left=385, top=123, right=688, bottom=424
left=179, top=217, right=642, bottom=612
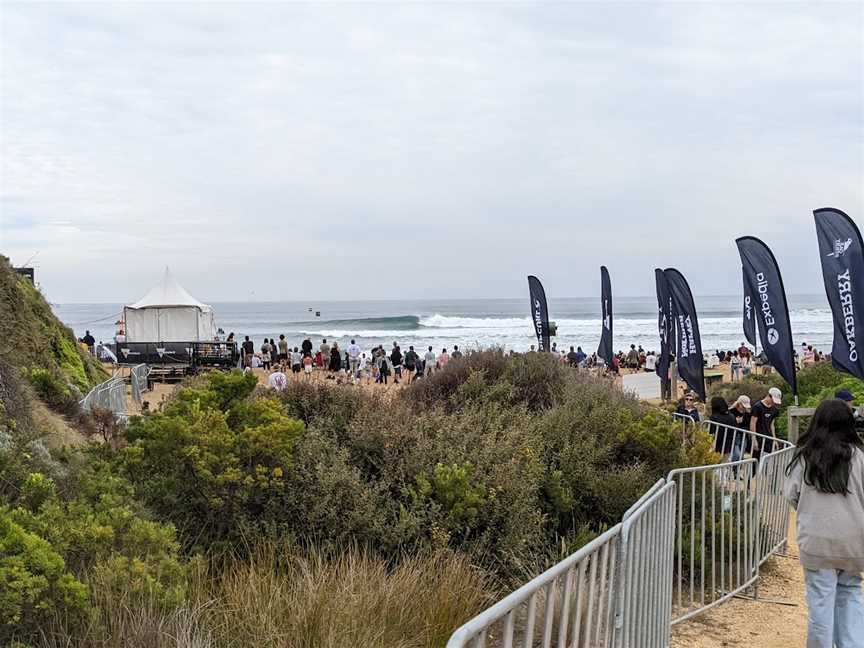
left=0, top=256, right=107, bottom=397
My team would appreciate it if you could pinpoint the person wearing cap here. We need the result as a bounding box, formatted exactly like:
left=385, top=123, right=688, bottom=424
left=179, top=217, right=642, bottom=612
left=750, top=387, right=782, bottom=458
left=730, top=395, right=752, bottom=462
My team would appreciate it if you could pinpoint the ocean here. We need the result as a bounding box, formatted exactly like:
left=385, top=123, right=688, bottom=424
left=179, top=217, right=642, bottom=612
left=52, top=295, right=835, bottom=357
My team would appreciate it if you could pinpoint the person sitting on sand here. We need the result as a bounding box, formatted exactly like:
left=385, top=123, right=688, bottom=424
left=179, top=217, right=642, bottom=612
left=784, top=399, right=864, bottom=647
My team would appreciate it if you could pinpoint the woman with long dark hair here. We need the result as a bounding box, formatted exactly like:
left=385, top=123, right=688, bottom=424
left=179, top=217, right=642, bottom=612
left=784, top=398, right=864, bottom=647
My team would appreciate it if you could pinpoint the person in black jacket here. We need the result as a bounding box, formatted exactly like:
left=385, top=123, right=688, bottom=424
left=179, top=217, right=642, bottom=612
left=709, top=396, right=739, bottom=457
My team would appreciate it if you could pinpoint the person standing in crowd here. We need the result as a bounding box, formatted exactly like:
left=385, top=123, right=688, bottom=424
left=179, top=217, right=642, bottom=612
left=301, top=337, right=313, bottom=357
left=404, top=345, right=418, bottom=381
left=784, top=399, right=864, bottom=647
left=730, top=351, right=742, bottom=382
left=675, top=392, right=700, bottom=423
left=328, top=344, right=341, bottom=372
left=267, top=364, right=287, bottom=391
left=320, top=338, right=330, bottom=364
left=261, top=339, right=272, bottom=370
left=451, top=345, right=463, bottom=359
left=729, top=395, right=752, bottom=462
left=644, top=351, right=656, bottom=373
left=347, top=339, right=361, bottom=376
left=708, top=396, right=738, bottom=458
left=750, top=387, right=782, bottom=459
left=438, top=348, right=450, bottom=370
left=424, top=346, right=436, bottom=376
left=377, top=352, right=391, bottom=384
left=575, top=346, right=587, bottom=366
left=278, top=334, right=288, bottom=362
left=82, top=330, right=96, bottom=354
left=291, top=346, right=302, bottom=375
left=566, top=346, right=579, bottom=367
left=302, top=352, right=313, bottom=379
left=741, top=351, right=753, bottom=379
left=626, top=344, right=639, bottom=369
left=390, top=342, right=403, bottom=384
left=242, top=336, right=254, bottom=368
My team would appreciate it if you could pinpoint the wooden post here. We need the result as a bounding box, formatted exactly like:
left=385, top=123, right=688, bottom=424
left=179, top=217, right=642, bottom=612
left=787, top=407, right=816, bottom=444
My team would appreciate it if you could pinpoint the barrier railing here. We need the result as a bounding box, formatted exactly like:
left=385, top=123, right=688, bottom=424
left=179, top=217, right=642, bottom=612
left=80, top=376, right=127, bottom=419
left=615, top=482, right=676, bottom=647
left=445, top=525, right=622, bottom=648
left=129, top=363, right=151, bottom=405
left=667, top=458, right=758, bottom=624
left=448, top=422, right=794, bottom=647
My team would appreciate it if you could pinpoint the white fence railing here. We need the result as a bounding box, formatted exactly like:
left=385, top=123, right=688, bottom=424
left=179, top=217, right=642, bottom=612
left=130, top=363, right=151, bottom=405
left=447, top=423, right=795, bottom=648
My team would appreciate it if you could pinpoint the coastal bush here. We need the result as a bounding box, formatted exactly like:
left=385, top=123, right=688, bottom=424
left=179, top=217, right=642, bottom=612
left=27, top=367, right=81, bottom=418
left=122, top=373, right=304, bottom=553
left=0, top=509, right=90, bottom=645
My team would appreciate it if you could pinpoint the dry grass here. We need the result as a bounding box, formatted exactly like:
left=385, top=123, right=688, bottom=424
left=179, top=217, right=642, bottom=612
left=39, top=546, right=493, bottom=648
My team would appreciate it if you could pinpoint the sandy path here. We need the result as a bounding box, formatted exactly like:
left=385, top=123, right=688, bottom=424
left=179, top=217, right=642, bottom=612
left=671, top=514, right=806, bottom=647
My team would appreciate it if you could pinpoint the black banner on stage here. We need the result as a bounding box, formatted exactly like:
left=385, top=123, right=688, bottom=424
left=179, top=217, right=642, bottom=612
left=736, top=236, right=797, bottom=395
left=814, top=207, right=864, bottom=380
left=743, top=267, right=757, bottom=348
left=527, top=275, right=550, bottom=352
left=664, top=268, right=705, bottom=400
left=655, top=268, right=673, bottom=381
left=598, top=266, right=613, bottom=366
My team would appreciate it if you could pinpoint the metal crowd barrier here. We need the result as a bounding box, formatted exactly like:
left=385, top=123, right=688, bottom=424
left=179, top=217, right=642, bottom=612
left=445, top=524, right=622, bottom=648
left=447, top=419, right=795, bottom=647
left=80, top=364, right=152, bottom=421
left=129, top=363, right=151, bottom=405
left=80, top=375, right=127, bottom=419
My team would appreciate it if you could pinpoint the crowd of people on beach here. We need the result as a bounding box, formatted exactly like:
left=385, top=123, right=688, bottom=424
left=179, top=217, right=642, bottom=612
left=232, top=334, right=468, bottom=387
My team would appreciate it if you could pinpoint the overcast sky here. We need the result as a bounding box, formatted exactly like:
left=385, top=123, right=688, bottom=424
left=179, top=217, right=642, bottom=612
left=1, top=2, right=862, bottom=303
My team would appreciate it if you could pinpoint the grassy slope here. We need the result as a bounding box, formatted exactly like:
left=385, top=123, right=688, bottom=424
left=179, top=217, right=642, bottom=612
left=0, top=256, right=108, bottom=393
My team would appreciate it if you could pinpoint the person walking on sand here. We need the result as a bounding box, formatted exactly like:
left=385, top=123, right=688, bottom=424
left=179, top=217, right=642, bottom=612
left=750, top=387, right=782, bottom=460
left=784, top=398, right=864, bottom=648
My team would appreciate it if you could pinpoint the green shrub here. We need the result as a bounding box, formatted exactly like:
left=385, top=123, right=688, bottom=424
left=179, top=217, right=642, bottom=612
left=0, top=509, right=90, bottom=644
left=27, top=368, right=80, bottom=418
left=123, top=373, right=304, bottom=553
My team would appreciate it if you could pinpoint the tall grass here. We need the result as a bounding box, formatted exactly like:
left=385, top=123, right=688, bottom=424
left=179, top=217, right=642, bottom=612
left=37, top=545, right=493, bottom=648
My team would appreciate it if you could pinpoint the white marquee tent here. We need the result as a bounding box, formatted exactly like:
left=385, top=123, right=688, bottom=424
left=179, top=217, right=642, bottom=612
left=123, top=268, right=216, bottom=343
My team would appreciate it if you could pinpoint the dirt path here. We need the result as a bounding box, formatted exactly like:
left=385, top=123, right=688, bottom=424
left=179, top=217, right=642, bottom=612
left=671, top=514, right=806, bottom=647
